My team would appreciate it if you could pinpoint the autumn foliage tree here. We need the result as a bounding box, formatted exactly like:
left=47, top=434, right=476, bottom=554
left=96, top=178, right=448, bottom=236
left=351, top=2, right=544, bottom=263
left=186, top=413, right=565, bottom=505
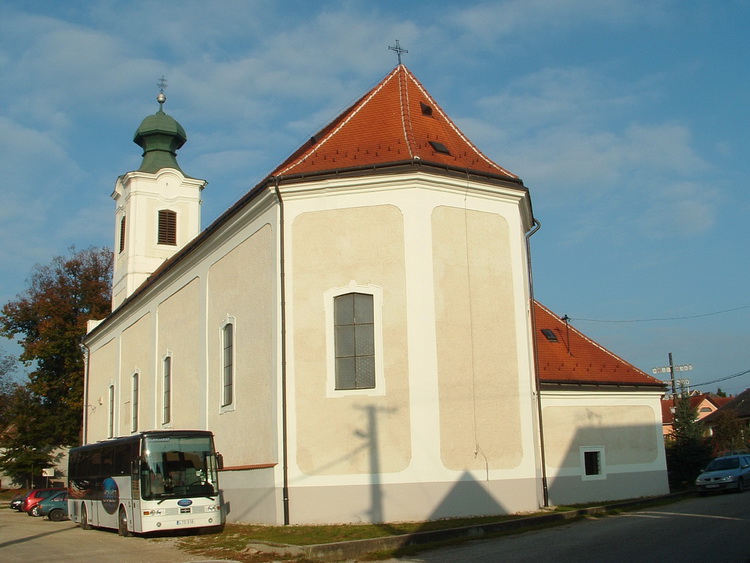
left=1, top=246, right=112, bottom=446
left=711, top=409, right=745, bottom=454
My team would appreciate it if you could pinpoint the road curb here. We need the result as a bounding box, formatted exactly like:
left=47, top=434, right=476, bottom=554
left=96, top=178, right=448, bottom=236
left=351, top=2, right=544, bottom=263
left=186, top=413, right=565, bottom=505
left=245, top=491, right=695, bottom=561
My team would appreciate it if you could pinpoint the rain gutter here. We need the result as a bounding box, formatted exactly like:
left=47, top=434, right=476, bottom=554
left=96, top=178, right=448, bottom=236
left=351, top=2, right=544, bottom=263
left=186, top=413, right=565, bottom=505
left=272, top=176, right=291, bottom=525
left=525, top=218, right=549, bottom=507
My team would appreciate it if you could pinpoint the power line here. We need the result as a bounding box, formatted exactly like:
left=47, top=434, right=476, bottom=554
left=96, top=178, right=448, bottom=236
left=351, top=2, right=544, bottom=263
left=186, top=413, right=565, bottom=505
left=692, top=368, right=750, bottom=388
left=570, top=304, right=750, bottom=324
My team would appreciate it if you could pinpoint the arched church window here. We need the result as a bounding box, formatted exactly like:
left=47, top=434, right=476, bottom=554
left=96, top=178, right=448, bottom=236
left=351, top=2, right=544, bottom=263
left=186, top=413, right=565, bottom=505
left=334, top=292, right=375, bottom=390
left=131, top=371, right=139, bottom=433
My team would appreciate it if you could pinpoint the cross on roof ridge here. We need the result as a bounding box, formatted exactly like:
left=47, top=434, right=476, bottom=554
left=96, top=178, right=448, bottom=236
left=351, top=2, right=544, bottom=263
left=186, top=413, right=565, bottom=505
left=388, top=40, right=408, bottom=65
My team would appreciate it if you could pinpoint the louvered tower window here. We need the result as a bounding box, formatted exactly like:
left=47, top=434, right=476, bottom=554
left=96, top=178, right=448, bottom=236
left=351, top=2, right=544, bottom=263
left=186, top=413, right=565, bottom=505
left=119, top=216, right=126, bottom=253
left=157, top=209, right=177, bottom=245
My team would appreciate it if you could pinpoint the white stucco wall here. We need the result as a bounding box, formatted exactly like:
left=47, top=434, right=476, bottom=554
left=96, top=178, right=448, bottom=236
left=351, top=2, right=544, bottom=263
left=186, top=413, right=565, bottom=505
left=541, top=389, right=669, bottom=506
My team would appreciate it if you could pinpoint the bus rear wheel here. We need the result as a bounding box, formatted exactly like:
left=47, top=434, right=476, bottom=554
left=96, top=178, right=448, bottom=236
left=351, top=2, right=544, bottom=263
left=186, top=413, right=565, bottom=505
left=118, top=506, right=131, bottom=537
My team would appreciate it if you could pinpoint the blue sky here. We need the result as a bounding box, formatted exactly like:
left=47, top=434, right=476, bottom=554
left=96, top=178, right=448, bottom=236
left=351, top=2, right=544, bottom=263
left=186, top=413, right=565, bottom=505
left=1, top=0, right=748, bottom=394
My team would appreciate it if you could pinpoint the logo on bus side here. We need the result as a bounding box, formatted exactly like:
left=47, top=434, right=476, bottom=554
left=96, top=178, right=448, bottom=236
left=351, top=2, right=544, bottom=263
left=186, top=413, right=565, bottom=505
left=101, top=477, right=119, bottom=514
left=178, top=499, right=193, bottom=507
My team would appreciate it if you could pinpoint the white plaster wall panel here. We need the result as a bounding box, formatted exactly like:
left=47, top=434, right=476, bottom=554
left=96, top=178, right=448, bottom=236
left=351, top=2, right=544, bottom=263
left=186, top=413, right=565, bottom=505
left=432, top=206, right=523, bottom=471
left=291, top=204, right=411, bottom=476
left=157, top=278, right=202, bottom=428
left=206, top=224, right=277, bottom=467
left=86, top=337, right=116, bottom=443
left=119, top=313, right=153, bottom=435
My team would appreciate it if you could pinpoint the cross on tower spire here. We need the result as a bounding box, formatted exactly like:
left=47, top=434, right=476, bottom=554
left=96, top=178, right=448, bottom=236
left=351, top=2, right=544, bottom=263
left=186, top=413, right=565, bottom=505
left=156, top=75, right=168, bottom=110
left=388, top=40, right=408, bottom=65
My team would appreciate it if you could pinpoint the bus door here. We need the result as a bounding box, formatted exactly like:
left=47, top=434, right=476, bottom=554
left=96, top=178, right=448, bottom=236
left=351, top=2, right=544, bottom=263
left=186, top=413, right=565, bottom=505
left=131, top=457, right=141, bottom=532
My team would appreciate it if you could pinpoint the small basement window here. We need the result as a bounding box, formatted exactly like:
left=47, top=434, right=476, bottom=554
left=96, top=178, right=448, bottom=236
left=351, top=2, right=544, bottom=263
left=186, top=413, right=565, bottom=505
left=541, top=328, right=559, bottom=342
left=429, top=140, right=450, bottom=155
left=580, top=446, right=606, bottom=480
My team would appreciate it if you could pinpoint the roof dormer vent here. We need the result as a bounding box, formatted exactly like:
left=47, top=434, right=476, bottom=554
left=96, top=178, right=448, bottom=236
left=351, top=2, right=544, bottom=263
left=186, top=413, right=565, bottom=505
left=429, top=140, right=450, bottom=155
left=541, top=328, right=559, bottom=342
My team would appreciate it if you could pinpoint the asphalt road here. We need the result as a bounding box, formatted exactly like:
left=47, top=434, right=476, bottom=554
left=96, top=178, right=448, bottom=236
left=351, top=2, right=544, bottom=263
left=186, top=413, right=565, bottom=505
left=4, top=492, right=749, bottom=562
left=389, top=492, right=750, bottom=562
left=0, top=508, right=233, bottom=563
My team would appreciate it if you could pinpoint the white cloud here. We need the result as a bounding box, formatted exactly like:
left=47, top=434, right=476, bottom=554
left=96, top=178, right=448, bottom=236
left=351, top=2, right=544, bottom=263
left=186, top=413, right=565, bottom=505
left=637, top=181, right=719, bottom=237
left=448, top=0, right=670, bottom=44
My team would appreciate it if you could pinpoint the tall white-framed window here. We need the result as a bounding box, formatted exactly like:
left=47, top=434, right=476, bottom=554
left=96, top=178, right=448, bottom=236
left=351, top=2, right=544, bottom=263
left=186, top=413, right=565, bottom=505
left=220, top=318, right=236, bottom=412
left=324, top=282, right=385, bottom=397
left=162, top=353, right=172, bottom=426
left=108, top=383, right=115, bottom=439
left=580, top=446, right=606, bottom=480
left=131, top=371, right=139, bottom=433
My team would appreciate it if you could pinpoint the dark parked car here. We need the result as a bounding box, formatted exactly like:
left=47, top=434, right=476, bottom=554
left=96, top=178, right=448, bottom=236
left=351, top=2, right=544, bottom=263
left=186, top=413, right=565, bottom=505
left=31, top=490, right=68, bottom=520
left=10, top=493, right=26, bottom=511
left=21, top=488, right=65, bottom=514
left=695, top=454, right=750, bottom=494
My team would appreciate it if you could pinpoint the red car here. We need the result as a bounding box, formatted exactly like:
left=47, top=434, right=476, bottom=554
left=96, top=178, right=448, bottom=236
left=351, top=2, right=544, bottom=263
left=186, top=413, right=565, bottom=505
left=21, top=488, right=65, bottom=514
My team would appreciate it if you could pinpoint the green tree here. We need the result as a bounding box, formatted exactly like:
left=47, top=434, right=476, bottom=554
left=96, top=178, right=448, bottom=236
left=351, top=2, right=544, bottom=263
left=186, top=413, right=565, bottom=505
left=716, top=388, right=727, bottom=398
left=0, top=246, right=112, bottom=445
left=0, top=385, right=58, bottom=487
left=0, top=351, right=19, bottom=428
left=665, top=394, right=713, bottom=487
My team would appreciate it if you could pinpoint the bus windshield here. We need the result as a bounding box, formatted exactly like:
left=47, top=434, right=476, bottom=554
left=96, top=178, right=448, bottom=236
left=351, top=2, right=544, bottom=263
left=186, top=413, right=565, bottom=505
left=140, top=434, right=219, bottom=500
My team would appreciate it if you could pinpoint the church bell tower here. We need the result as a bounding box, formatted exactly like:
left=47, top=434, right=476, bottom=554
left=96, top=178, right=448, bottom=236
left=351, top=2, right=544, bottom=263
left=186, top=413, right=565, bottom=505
left=111, top=85, right=206, bottom=310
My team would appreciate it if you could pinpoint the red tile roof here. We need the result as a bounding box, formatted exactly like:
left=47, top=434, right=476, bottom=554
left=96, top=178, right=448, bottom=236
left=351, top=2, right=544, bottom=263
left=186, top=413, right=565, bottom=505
left=661, top=393, right=734, bottom=424
left=534, top=301, right=664, bottom=388
left=272, top=64, right=519, bottom=180
left=661, top=394, right=733, bottom=424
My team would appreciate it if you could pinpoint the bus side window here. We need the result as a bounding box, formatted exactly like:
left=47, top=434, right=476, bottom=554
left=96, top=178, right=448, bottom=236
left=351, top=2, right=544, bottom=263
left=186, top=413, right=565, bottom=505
left=102, top=447, right=114, bottom=477
left=113, top=443, right=129, bottom=475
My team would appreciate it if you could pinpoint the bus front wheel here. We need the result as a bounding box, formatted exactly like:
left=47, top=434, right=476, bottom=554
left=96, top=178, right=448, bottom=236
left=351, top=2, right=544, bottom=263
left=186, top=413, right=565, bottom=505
left=80, top=504, right=91, bottom=530
left=118, top=506, right=131, bottom=537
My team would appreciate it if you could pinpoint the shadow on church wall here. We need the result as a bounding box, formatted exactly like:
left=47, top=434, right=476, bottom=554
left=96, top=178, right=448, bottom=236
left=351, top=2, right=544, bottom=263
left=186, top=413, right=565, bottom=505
left=354, top=403, right=508, bottom=535
left=544, top=421, right=669, bottom=507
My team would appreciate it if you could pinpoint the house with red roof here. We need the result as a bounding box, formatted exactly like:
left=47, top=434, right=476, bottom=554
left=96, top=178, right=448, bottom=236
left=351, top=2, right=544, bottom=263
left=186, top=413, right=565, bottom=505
left=534, top=302, right=667, bottom=505
left=661, top=393, right=732, bottom=437
left=82, top=63, right=669, bottom=526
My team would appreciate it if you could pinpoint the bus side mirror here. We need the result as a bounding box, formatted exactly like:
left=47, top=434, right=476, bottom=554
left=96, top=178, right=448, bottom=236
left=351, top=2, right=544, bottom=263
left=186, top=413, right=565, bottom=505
left=216, top=452, right=224, bottom=470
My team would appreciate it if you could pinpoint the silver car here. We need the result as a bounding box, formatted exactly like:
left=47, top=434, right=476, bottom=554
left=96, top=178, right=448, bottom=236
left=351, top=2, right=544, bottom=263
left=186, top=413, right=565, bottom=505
left=695, top=454, right=750, bottom=495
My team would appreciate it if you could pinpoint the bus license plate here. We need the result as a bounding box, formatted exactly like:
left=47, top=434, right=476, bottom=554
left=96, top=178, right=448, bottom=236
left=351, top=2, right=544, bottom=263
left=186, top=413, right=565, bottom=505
left=176, top=519, right=194, bottom=525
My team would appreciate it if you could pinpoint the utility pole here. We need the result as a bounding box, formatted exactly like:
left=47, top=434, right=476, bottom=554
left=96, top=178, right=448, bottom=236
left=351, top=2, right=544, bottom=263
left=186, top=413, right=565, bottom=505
left=652, top=353, right=693, bottom=398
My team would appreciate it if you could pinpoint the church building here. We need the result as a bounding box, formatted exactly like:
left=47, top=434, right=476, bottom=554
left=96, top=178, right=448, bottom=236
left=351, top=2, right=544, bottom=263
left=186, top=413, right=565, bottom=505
left=82, top=64, right=669, bottom=525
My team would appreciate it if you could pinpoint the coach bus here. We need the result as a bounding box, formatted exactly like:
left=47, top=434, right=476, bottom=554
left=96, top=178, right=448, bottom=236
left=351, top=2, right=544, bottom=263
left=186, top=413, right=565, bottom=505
left=68, top=430, right=224, bottom=536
